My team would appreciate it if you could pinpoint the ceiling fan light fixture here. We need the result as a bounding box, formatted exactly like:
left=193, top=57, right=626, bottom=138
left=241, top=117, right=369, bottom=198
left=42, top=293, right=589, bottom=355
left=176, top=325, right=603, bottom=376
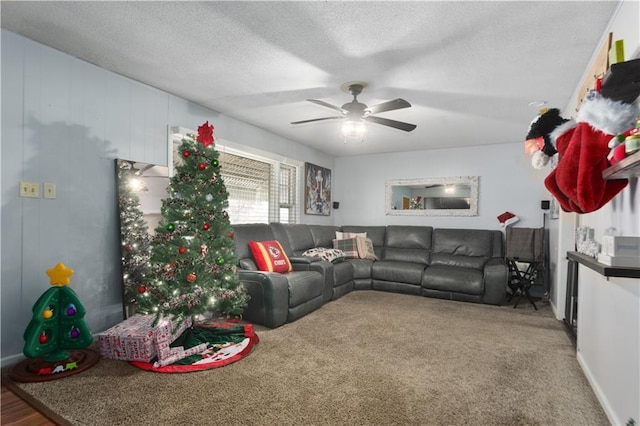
left=341, top=119, right=367, bottom=143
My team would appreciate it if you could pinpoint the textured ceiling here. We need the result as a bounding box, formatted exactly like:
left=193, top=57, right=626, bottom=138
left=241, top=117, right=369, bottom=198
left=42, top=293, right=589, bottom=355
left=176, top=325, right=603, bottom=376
left=1, top=1, right=620, bottom=157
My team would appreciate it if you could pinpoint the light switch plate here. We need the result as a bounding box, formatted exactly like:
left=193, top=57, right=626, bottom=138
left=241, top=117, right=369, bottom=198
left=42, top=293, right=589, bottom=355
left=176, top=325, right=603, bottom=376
left=44, top=182, right=56, bottom=199
left=20, top=181, right=39, bottom=198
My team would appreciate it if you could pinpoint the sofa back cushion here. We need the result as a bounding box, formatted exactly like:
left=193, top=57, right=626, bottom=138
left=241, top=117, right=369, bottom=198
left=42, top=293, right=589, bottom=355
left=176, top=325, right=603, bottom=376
left=430, top=229, right=492, bottom=269
left=382, top=226, right=432, bottom=265
left=270, top=223, right=315, bottom=256
left=309, top=225, right=341, bottom=248
left=432, top=229, right=492, bottom=256
left=232, top=224, right=275, bottom=268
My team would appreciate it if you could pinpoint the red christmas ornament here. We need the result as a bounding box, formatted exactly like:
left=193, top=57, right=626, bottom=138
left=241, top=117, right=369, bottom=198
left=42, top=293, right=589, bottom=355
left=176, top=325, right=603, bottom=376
left=39, top=333, right=48, bottom=344
left=186, top=272, right=197, bottom=283
left=198, top=162, right=207, bottom=171
left=124, top=245, right=132, bottom=252
left=137, top=285, right=147, bottom=294
left=178, top=246, right=187, bottom=254
left=227, top=231, right=234, bottom=239
left=202, top=223, right=210, bottom=231
left=183, top=150, right=191, bottom=158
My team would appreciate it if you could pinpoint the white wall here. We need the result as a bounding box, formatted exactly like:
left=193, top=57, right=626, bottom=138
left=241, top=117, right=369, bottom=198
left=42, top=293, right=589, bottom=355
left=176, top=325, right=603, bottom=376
left=0, top=29, right=333, bottom=364
left=333, top=143, right=549, bottom=230
left=554, top=1, right=640, bottom=424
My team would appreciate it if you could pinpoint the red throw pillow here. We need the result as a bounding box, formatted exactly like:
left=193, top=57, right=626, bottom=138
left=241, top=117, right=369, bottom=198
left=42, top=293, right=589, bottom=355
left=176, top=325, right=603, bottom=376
left=248, top=240, right=293, bottom=273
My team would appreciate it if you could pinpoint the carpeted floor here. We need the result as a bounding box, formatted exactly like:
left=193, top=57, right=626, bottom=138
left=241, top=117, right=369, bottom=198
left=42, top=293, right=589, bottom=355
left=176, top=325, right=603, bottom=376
left=4, top=291, right=608, bottom=425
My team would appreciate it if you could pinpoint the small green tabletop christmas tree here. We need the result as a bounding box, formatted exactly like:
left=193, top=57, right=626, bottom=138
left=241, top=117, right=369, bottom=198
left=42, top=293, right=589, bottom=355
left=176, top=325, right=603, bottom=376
left=23, top=263, right=93, bottom=362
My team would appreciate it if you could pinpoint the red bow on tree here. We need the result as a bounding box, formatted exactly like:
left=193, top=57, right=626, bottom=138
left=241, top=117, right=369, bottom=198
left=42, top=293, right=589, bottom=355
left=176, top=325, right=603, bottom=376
left=197, top=121, right=215, bottom=147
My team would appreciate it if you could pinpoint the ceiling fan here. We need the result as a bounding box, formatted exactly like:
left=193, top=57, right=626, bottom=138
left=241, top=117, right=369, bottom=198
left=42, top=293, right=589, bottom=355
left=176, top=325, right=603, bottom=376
left=291, top=82, right=417, bottom=132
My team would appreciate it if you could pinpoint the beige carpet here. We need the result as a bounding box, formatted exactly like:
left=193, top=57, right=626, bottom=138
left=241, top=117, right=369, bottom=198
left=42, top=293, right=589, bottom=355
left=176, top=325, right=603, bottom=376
left=5, top=291, right=608, bottom=425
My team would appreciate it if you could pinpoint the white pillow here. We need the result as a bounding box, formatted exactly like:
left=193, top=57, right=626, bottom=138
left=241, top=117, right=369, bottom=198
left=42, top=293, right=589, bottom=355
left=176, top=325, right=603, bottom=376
left=335, top=231, right=367, bottom=240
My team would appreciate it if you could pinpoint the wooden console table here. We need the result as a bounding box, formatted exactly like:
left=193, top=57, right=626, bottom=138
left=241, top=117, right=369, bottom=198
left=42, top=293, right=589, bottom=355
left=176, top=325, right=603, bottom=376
left=564, top=251, right=640, bottom=344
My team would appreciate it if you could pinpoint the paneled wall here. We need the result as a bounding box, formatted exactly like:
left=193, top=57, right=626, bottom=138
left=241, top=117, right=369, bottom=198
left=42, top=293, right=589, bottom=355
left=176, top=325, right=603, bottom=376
left=0, top=30, right=333, bottom=364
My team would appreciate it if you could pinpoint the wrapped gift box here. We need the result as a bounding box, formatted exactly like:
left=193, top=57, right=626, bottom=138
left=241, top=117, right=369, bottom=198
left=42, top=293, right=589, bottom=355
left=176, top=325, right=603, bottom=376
left=98, top=315, right=191, bottom=362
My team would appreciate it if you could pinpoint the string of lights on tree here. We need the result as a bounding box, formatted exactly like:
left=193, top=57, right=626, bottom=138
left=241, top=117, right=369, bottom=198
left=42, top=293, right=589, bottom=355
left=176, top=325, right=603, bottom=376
left=136, top=121, right=249, bottom=324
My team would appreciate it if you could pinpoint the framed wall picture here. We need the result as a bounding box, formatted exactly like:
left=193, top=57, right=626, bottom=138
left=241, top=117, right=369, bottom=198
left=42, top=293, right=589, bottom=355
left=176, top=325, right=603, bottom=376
left=304, top=162, right=331, bottom=216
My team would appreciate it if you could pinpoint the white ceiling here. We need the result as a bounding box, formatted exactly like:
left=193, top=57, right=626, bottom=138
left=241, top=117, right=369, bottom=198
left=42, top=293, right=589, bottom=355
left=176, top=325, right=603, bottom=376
left=1, top=1, right=620, bottom=157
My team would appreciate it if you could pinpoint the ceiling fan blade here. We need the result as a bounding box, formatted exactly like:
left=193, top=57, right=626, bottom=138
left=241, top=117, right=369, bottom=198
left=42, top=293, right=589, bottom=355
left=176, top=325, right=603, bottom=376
left=307, top=99, right=347, bottom=114
left=365, top=115, right=417, bottom=132
left=291, top=116, right=345, bottom=125
left=365, top=98, right=411, bottom=115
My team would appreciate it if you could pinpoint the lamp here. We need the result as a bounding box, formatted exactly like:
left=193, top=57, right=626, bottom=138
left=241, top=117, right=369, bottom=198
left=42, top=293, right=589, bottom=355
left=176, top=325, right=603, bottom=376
left=341, top=119, right=367, bottom=143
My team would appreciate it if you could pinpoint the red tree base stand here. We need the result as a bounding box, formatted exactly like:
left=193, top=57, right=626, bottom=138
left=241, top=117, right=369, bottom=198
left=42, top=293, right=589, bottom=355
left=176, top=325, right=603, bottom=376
left=10, top=263, right=100, bottom=382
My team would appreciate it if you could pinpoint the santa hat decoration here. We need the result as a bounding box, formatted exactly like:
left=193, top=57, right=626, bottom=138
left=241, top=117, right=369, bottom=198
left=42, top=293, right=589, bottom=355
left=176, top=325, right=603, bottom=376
left=497, top=211, right=520, bottom=227
left=525, top=108, right=570, bottom=169
left=544, top=93, right=638, bottom=214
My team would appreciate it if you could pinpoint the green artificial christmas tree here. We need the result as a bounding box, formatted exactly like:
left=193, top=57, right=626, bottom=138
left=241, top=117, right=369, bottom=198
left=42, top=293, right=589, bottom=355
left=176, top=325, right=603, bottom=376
left=23, top=263, right=93, bottom=362
left=117, top=160, right=152, bottom=313
left=137, top=121, right=249, bottom=324
left=11, top=263, right=100, bottom=382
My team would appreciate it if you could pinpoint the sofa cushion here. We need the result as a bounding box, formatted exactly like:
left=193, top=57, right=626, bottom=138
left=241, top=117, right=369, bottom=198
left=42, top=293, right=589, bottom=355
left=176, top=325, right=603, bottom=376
left=286, top=271, right=325, bottom=307
left=302, top=247, right=345, bottom=263
left=430, top=253, right=488, bottom=270
left=249, top=240, right=293, bottom=273
left=382, top=226, right=432, bottom=265
left=432, top=229, right=492, bottom=257
left=333, top=238, right=360, bottom=258
left=308, top=225, right=341, bottom=248
left=422, top=265, right=484, bottom=295
left=232, top=224, right=275, bottom=262
left=346, top=258, right=374, bottom=279
left=372, top=260, right=426, bottom=285
left=342, top=226, right=386, bottom=258
left=356, top=237, right=377, bottom=260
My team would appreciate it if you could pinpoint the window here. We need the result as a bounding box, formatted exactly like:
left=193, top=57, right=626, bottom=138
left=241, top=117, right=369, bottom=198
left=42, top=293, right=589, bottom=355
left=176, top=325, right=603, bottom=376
left=170, top=127, right=299, bottom=225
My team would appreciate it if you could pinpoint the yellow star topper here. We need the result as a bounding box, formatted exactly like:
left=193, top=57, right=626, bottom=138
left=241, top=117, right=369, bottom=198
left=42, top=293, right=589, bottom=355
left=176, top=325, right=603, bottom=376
left=46, top=263, right=74, bottom=287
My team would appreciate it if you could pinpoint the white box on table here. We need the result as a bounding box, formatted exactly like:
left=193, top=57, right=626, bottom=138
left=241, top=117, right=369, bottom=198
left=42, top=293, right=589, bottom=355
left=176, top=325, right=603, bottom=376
left=602, top=236, right=640, bottom=257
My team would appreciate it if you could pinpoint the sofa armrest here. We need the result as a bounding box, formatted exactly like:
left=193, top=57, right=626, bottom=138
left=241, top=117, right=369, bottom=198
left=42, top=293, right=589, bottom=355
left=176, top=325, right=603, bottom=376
left=482, top=258, right=508, bottom=305
left=289, top=256, right=322, bottom=266
left=309, top=260, right=335, bottom=303
left=238, top=271, right=289, bottom=328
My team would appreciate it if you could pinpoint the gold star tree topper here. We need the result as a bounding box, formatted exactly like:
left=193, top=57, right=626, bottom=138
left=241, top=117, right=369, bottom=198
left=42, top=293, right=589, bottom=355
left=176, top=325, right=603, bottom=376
left=46, top=263, right=74, bottom=287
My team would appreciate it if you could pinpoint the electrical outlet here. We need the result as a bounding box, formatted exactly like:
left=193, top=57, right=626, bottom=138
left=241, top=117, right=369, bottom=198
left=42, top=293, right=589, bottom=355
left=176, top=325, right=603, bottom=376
left=19, top=181, right=39, bottom=198
left=44, top=182, right=56, bottom=199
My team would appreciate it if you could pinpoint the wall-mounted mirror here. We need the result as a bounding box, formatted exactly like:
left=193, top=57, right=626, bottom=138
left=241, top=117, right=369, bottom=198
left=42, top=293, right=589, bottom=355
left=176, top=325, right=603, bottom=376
left=385, top=176, right=479, bottom=216
left=115, top=159, right=169, bottom=317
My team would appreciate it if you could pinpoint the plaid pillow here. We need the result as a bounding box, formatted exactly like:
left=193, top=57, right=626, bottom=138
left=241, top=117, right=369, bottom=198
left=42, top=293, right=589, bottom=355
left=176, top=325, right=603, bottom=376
left=332, top=238, right=359, bottom=258
left=335, top=231, right=367, bottom=240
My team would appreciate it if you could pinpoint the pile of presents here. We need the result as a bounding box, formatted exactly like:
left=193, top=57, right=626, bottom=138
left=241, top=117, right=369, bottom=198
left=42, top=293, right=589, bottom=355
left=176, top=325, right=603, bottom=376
left=97, top=315, right=207, bottom=368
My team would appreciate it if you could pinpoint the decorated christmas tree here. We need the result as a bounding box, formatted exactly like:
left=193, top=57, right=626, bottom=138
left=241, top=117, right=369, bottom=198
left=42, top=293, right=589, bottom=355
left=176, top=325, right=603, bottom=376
left=136, top=121, right=249, bottom=324
left=23, top=263, right=93, bottom=362
left=117, top=161, right=152, bottom=311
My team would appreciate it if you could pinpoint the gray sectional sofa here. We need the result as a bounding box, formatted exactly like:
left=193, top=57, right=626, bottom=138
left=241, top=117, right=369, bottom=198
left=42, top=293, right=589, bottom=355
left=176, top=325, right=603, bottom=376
left=232, top=223, right=508, bottom=328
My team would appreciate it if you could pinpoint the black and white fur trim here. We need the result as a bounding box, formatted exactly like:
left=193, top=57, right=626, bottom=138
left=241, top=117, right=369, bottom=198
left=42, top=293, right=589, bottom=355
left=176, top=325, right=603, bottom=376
left=577, top=94, right=639, bottom=135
